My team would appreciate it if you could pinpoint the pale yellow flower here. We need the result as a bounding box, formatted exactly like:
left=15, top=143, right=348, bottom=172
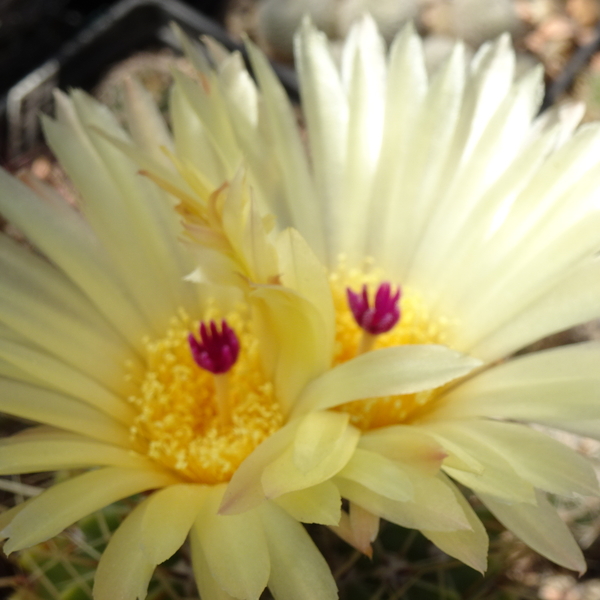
left=0, top=21, right=480, bottom=600
left=137, top=19, right=600, bottom=574
left=0, top=14, right=599, bottom=600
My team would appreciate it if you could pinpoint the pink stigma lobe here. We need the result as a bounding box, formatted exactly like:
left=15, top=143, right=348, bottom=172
left=346, top=283, right=401, bottom=335
left=188, top=319, right=240, bottom=374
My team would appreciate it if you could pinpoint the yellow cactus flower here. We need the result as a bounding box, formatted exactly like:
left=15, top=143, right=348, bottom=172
left=0, top=14, right=599, bottom=600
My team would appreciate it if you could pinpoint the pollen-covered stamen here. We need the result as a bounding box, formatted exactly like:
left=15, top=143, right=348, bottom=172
left=188, top=319, right=240, bottom=374
left=347, top=283, right=401, bottom=335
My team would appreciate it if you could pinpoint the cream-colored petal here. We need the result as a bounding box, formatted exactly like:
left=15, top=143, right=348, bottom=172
left=337, top=448, right=414, bottom=501
left=261, top=412, right=359, bottom=498
left=426, top=422, right=537, bottom=503
left=0, top=169, right=149, bottom=349
left=294, top=18, right=347, bottom=263
left=138, top=484, right=207, bottom=563
left=480, top=490, right=586, bottom=573
left=123, top=78, right=174, bottom=163
left=382, top=43, right=467, bottom=279
left=170, top=83, right=228, bottom=188
left=275, top=481, right=341, bottom=525
left=0, top=337, right=134, bottom=424
left=366, top=23, right=426, bottom=267
left=94, top=485, right=206, bottom=600
left=294, top=344, right=481, bottom=414
left=259, top=501, right=338, bottom=600
left=349, top=503, right=380, bottom=555
left=93, top=499, right=158, bottom=600
left=335, top=472, right=470, bottom=532
left=194, top=485, right=270, bottom=600
left=44, top=93, right=192, bottom=332
left=3, top=467, right=178, bottom=553
left=190, top=524, right=237, bottom=600
left=446, top=420, right=598, bottom=497
left=430, top=342, right=600, bottom=423
left=339, top=15, right=386, bottom=262
left=0, top=438, right=152, bottom=474
left=251, top=286, right=330, bottom=414
left=221, top=422, right=298, bottom=515
left=244, top=37, right=325, bottom=259
left=359, top=425, right=448, bottom=476
left=0, top=379, right=130, bottom=447
left=0, top=233, right=135, bottom=388
left=276, top=228, right=335, bottom=353
left=422, top=476, right=488, bottom=573
left=470, top=256, right=600, bottom=360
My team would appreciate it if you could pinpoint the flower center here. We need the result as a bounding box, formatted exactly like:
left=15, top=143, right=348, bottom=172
left=330, top=263, right=452, bottom=430
left=127, top=309, right=283, bottom=484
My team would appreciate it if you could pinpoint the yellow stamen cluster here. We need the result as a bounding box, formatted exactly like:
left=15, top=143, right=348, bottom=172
left=330, top=262, right=452, bottom=430
left=127, top=309, right=283, bottom=484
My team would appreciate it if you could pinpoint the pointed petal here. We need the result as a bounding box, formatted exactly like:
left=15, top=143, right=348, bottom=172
left=295, top=345, right=481, bottom=414
left=275, top=481, right=341, bottom=525
left=194, top=486, right=270, bottom=600
left=480, top=490, right=586, bottom=573
left=422, top=476, right=488, bottom=573
left=3, top=467, right=178, bottom=553
left=259, top=501, right=338, bottom=600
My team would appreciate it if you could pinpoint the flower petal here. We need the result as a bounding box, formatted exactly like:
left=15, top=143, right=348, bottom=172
left=337, top=448, right=414, bottom=501
left=0, top=437, right=152, bottom=474
left=3, top=467, right=178, bottom=553
left=422, top=476, right=488, bottom=573
left=335, top=472, right=470, bottom=532
left=295, top=344, right=481, bottom=414
left=194, top=485, right=270, bottom=600
left=480, top=490, right=586, bottom=573
left=431, top=342, right=600, bottom=423
left=251, top=286, right=330, bottom=414
left=275, top=481, right=341, bottom=526
left=94, top=485, right=206, bottom=600
left=259, top=501, right=338, bottom=600
left=0, top=379, right=130, bottom=446
left=261, top=412, right=360, bottom=497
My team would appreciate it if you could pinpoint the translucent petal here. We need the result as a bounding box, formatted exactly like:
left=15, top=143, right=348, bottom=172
left=251, top=286, right=330, bottom=414
left=335, top=473, right=470, bottom=532
left=295, top=344, right=481, bottom=414
left=338, top=15, right=386, bottom=262
left=94, top=485, right=206, bottom=600
left=0, top=379, right=130, bottom=446
left=3, top=467, right=178, bottom=553
left=221, top=422, right=297, bottom=515
left=194, top=485, right=270, bottom=600
left=447, top=420, right=599, bottom=497
left=0, top=437, right=152, bottom=474
left=276, top=228, right=335, bottom=353
left=480, top=490, right=585, bottom=573
left=261, top=412, right=359, bottom=497
left=245, top=36, right=325, bottom=259
left=294, top=19, right=347, bottom=262
left=259, top=501, right=338, bottom=600
left=0, top=233, right=133, bottom=388
left=337, top=448, right=414, bottom=501
left=274, top=481, right=341, bottom=525
left=472, top=256, right=600, bottom=359
left=0, top=169, right=149, bottom=348
left=426, top=422, right=537, bottom=503
left=0, top=337, right=134, bottom=424
left=422, top=476, right=488, bottom=573
left=432, top=342, right=600, bottom=423
left=190, top=524, right=237, bottom=600
left=359, top=426, right=448, bottom=476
